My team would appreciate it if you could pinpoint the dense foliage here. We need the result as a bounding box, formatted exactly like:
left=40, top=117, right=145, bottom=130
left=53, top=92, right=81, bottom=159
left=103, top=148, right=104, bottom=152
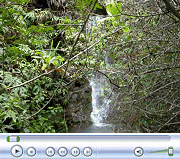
left=0, top=0, right=179, bottom=132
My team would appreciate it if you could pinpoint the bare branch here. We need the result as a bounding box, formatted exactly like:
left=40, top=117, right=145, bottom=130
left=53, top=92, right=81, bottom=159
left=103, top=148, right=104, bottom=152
left=141, top=65, right=180, bottom=74
left=156, top=111, right=180, bottom=132
left=121, top=79, right=179, bottom=105
left=95, top=69, right=128, bottom=89
left=162, top=0, right=180, bottom=20
left=62, top=0, right=99, bottom=79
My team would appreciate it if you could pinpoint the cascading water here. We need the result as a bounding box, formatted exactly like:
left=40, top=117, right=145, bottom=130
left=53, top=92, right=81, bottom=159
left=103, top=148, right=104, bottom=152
left=83, top=72, right=115, bottom=133
left=79, top=15, right=116, bottom=132
left=90, top=73, right=111, bottom=125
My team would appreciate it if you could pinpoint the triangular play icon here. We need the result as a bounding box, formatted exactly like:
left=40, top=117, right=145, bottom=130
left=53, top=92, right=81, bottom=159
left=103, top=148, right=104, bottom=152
left=15, top=149, right=20, bottom=153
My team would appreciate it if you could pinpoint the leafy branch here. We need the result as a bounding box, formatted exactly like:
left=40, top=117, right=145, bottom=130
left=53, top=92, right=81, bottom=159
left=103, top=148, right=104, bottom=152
left=8, top=40, right=100, bottom=90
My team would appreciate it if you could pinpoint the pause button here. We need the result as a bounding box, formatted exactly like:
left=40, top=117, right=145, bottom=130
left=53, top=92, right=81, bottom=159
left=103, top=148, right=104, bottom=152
left=71, top=147, right=80, bottom=157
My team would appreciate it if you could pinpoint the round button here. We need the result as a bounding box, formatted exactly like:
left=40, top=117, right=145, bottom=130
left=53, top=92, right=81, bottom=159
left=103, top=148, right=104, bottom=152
left=46, top=147, right=55, bottom=157
left=134, top=147, right=144, bottom=157
left=11, top=145, right=23, bottom=157
left=59, top=147, right=68, bottom=157
left=71, top=147, right=80, bottom=157
left=83, top=147, right=92, bottom=157
left=27, top=147, right=36, bottom=157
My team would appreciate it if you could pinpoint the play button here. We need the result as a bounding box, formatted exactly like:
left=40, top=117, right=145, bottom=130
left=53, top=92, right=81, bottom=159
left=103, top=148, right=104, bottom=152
left=11, top=145, right=23, bottom=157
left=134, top=147, right=144, bottom=157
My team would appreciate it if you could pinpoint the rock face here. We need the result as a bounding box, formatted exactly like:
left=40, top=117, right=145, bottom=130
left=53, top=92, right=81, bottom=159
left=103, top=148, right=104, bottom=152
left=64, top=77, right=93, bottom=132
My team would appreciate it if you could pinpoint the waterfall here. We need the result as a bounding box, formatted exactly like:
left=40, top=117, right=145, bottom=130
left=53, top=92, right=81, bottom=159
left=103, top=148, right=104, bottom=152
left=90, top=72, right=111, bottom=126
left=83, top=15, right=115, bottom=132
left=85, top=72, right=116, bottom=133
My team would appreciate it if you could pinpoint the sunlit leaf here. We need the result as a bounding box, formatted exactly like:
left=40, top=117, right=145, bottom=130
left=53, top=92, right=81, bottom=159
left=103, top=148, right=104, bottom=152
left=51, top=40, right=53, bottom=49
left=52, top=60, right=58, bottom=66
left=122, top=27, right=130, bottom=33
left=115, top=2, right=122, bottom=13
left=112, top=21, right=117, bottom=27
left=100, top=61, right=105, bottom=66
left=35, top=52, right=44, bottom=56
left=106, top=2, right=122, bottom=16
left=45, top=56, right=51, bottom=64
left=56, top=55, right=64, bottom=62
left=106, top=4, right=117, bottom=16
left=42, top=63, right=47, bottom=70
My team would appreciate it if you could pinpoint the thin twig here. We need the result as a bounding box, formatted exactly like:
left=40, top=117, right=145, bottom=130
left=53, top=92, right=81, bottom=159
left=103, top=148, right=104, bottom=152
left=8, top=6, right=124, bottom=91
left=120, top=79, right=179, bottom=105
left=156, top=111, right=180, bottom=132
left=95, top=69, right=128, bottom=89
left=62, top=0, right=99, bottom=80
left=8, top=41, right=100, bottom=90
left=141, top=65, right=180, bottom=74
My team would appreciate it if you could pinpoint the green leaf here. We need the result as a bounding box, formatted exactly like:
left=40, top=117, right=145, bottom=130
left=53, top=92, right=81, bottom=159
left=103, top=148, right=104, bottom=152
left=106, top=2, right=122, bottom=16
left=115, top=2, right=122, bottom=13
left=42, top=63, right=47, bottom=70
left=50, top=57, right=58, bottom=66
left=63, top=99, right=68, bottom=105
left=139, top=32, right=143, bottom=37
left=36, top=51, right=44, bottom=56
left=8, top=35, right=16, bottom=40
left=45, top=21, right=52, bottom=25
left=14, top=105, right=24, bottom=110
left=90, top=59, right=96, bottom=65
left=119, top=22, right=125, bottom=26
left=5, top=110, right=17, bottom=123
left=112, top=21, right=117, bottom=27
left=82, top=0, right=85, bottom=6
left=122, top=27, right=130, bottom=33
left=106, top=4, right=117, bottom=16
left=56, top=55, right=64, bottom=62
left=94, top=3, right=103, bottom=10
left=52, top=60, right=58, bottom=66
left=19, top=15, right=26, bottom=26
left=51, top=40, right=53, bottom=49
left=45, top=56, right=51, bottom=64
left=100, top=61, right=105, bottom=66
left=87, top=0, right=92, bottom=5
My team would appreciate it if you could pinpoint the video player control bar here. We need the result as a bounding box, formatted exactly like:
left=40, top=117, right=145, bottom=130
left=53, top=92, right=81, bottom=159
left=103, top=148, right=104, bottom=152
left=0, top=134, right=180, bottom=159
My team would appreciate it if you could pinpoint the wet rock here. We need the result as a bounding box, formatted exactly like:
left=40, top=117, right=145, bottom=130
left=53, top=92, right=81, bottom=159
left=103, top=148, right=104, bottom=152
left=64, top=77, right=93, bottom=132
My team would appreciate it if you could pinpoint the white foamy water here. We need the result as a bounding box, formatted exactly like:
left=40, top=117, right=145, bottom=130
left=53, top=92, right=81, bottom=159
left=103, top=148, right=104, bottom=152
left=89, top=73, right=111, bottom=126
